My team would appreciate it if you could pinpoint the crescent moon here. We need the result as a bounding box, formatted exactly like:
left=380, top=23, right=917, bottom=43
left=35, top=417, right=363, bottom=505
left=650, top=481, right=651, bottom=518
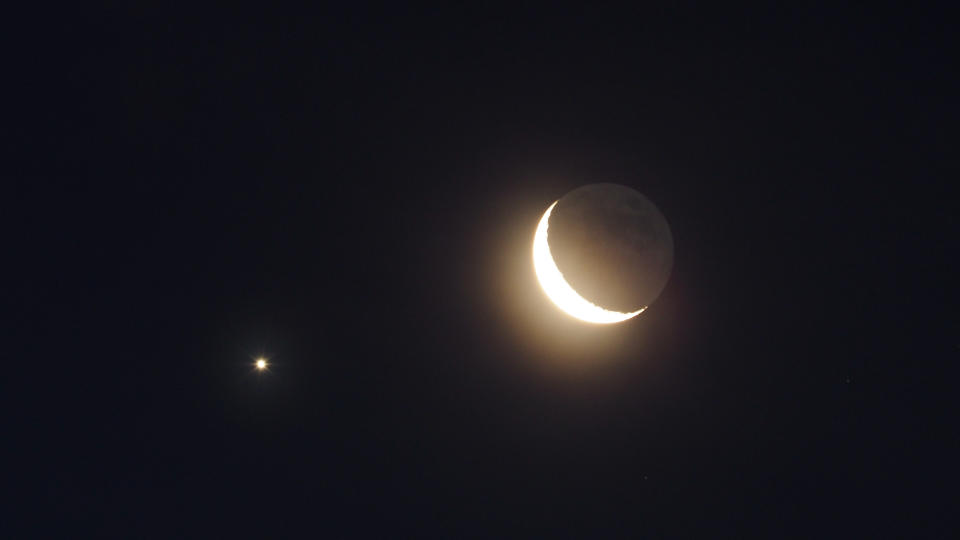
left=533, top=202, right=646, bottom=324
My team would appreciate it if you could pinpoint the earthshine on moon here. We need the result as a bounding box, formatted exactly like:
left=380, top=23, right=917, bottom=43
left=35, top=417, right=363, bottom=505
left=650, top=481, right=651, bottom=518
left=532, top=184, right=674, bottom=324
left=534, top=202, right=645, bottom=323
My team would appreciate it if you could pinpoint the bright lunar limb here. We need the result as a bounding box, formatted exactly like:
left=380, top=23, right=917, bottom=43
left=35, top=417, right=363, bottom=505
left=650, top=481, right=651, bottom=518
left=533, top=202, right=645, bottom=324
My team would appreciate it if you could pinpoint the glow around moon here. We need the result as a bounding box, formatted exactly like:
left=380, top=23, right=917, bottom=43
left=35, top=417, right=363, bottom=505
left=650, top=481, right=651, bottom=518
left=533, top=202, right=646, bottom=324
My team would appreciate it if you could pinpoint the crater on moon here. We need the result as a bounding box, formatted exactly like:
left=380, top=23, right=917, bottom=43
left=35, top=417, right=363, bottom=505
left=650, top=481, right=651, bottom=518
left=547, top=183, right=674, bottom=313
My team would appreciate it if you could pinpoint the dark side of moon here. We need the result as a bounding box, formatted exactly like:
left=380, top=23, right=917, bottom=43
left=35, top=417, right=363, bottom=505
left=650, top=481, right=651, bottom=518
left=548, top=183, right=674, bottom=314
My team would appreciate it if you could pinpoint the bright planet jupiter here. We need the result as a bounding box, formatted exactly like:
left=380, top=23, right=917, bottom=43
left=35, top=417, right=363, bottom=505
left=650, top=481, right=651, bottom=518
left=533, top=183, right=674, bottom=324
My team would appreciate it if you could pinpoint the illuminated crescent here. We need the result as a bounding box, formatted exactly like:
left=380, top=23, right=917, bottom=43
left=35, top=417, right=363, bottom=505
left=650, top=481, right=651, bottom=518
left=532, top=202, right=646, bottom=324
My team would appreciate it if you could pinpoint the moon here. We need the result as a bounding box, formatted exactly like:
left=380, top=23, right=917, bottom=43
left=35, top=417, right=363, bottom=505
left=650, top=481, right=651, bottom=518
left=532, top=184, right=673, bottom=324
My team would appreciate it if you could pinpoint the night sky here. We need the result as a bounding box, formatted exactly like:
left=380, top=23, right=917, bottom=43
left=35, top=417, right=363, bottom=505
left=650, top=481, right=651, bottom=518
left=6, top=5, right=955, bottom=537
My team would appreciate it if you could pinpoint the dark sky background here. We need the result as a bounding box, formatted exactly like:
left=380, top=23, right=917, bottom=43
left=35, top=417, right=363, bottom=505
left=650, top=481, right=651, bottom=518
left=5, top=4, right=955, bottom=537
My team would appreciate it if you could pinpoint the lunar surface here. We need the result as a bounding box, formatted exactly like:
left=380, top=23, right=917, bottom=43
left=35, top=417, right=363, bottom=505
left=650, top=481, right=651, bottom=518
left=533, top=183, right=673, bottom=323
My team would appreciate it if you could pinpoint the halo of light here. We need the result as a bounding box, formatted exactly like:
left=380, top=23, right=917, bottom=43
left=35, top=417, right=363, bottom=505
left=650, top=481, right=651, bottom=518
left=532, top=201, right=645, bottom=324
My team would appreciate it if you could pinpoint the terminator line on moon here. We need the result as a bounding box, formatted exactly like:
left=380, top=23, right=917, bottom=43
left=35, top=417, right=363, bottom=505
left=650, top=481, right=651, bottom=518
left=533, top=183, right=674, bottom=324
